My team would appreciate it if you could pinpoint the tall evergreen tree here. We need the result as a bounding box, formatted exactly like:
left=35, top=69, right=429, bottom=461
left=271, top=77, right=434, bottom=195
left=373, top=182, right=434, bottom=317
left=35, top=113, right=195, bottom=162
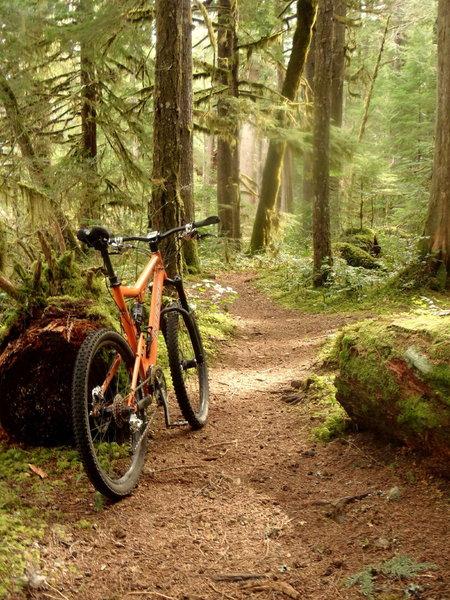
left=79, top=0, right=99, bottom=224
left=150, top=0, right=183, bottom=277
left=421, top=0, right=450, bottom=285
left=312, top=0, right=333, bottom=286
left=250, top=0, right=317, bottom=254
left=216, top=0, right=241, bottom=244
left=180, top=0, right=200, bottom=271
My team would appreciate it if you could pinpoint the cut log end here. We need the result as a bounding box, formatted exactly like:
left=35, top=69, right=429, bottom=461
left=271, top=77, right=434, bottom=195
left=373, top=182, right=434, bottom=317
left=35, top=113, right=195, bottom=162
left=0, top=304, right=106, bottom=446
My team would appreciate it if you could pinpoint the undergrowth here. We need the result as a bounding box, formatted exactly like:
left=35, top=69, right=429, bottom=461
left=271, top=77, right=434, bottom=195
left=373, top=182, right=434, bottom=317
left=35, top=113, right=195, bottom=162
left=250, top=216, right=450, bottom=315
left=346, top=554, right=438, bottom=599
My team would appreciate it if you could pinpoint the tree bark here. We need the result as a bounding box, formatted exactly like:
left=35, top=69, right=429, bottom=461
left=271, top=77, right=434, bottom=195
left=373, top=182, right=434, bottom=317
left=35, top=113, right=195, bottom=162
left=302, top=32, right=316, bottom=235
left=79, top=0, right=99, bottom=224
left=180, top=0, right=200, bottom=272
left=330, top=0, right=346, bottom=128
left=150, top=0, right=183, bottom=278
left=312, top=0, right=333, bottom=286
left=282, top=145, right=294, bottom=213
left=421, top=0, right=450, bottom=286
left=329, top=0, right=346, bottom=232
left=250, top=0, right=317, bottom=254
left=216, top=0, right=241, bottom=245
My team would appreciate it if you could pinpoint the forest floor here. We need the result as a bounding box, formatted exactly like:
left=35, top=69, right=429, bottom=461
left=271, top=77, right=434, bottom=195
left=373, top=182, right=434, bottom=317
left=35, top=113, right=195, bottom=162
left=12, top=273, right=450, bottom=600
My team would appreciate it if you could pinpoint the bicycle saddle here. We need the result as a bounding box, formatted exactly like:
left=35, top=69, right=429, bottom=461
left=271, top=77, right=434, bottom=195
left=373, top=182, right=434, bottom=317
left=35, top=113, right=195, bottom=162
left=77, top=226, right=110, bottom=249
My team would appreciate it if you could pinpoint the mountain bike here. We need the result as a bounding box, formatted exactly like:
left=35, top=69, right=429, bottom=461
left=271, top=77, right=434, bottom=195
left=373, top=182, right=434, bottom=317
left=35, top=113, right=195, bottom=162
left=72, top=216, right=219, bottom=499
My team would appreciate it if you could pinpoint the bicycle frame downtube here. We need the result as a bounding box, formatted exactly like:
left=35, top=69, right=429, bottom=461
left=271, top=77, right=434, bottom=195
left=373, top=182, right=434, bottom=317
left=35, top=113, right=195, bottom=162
left=106, top=252, right=167, bottom=408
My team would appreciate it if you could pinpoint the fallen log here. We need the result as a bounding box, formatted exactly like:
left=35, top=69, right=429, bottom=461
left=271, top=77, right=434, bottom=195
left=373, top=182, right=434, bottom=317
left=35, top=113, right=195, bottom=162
left=0, top=301, right=106, bottom=445
left=332, top=314, right=450, bottom=475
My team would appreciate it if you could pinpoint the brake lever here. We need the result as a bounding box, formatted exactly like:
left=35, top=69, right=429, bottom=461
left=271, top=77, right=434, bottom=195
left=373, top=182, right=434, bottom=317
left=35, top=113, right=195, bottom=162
left=181, top=230, right=215, bottom=241
left=108, top=241, right=134, bottom=254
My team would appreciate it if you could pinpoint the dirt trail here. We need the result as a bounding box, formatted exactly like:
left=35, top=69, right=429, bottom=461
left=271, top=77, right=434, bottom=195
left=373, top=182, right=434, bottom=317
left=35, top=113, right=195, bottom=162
left=33, top=274, right=449, bottom=600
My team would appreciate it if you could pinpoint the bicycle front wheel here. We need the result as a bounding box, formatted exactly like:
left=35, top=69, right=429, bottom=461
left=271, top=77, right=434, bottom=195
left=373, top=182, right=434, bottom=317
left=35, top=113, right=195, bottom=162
left=72, top=329, right=148, bottom=499
left=164, top=309, right=209, bottom=429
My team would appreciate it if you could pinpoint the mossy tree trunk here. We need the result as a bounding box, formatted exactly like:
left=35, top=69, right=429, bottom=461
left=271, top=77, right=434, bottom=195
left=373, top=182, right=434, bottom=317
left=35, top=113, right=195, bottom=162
left=216, top=0, right=241, bottom=246
left=301, top=32, right=316, bottom=237
left=79, top=0, right=99, bottom=224
left=312, top=0, right=333, bottom=286
left=330, top=0, right=346, bottom=233
left=150, top=0, right=183, bottom=278
left=421, top=0, right=450, bottom=287
left=180, top=0, right=200, bottom=272
left=250, top=0, right=317, bottom=254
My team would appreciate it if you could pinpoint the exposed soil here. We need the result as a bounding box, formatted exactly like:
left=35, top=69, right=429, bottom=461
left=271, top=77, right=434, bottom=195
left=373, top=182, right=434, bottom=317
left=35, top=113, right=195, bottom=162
left=16, top=274, right=450, bottom=600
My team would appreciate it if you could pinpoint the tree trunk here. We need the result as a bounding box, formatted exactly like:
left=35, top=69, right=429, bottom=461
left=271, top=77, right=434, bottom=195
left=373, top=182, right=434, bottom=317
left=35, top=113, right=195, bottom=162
left=312, top=0, right=333, bottom=286
left=0, top=302, right=106, bottom=445
left=180, top=0, right=200, bottom=272
left=150, top=0, right=183, bottom=278
left=301, top=33, right=316, bottom=237
left=330, top=0, right=346, bottom=128
left=216, top=0, right=241, bottom=245
left=421, top=0, right=450, bottom=286
left=330, top=0, right=346, bottom=232
left=79, top=0, right=99, bottom=224
left=250, top=0, right=317, bottom=254
left=282, top=145, right=294, bottom=213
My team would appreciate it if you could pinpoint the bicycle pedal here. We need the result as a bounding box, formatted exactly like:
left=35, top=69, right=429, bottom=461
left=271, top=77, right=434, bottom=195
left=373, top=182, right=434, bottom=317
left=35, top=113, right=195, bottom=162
left=170, top=420, right=188, bottom=428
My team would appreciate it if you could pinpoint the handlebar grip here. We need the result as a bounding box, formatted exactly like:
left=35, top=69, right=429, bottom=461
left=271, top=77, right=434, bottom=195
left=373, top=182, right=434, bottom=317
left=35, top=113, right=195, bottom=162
left=77, top=226, right=110, bottom=249
left=192, top=215, right=220, bottom=228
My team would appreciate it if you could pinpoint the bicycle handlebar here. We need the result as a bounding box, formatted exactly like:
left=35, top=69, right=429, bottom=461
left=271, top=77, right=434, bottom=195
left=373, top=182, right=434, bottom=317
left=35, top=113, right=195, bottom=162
left=77, top=216, right=220, bottom=250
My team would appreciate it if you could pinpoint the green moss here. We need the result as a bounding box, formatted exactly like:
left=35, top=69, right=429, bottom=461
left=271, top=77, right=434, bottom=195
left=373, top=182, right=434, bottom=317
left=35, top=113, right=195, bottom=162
left=335, top=242, right=381, bottom=270
left=397, top=396, right=440, bottom=431
left=0, top=506, right=44, bottom=598
left=333, top=322, right=401, bottom=403
left=307, top=375, right=351, bottom=443
left=196, top=307, right=234, bottom=357
left=0, top=443, right=87, bottom=597
left=342, top=227, right=377, bottom=254
left=314, top=408, right=349, bottom=442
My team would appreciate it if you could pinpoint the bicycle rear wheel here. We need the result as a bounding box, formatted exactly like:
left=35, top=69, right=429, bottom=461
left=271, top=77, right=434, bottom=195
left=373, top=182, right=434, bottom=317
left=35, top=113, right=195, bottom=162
left=164, top=309, right=209, bottom=429
left=72, top=329, right=149, bottom=499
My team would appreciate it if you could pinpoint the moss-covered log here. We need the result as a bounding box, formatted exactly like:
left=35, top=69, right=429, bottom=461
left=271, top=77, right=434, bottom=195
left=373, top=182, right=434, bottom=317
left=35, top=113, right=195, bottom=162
left=333, top=315, right=450, bottom=474
left=335, top=242, right=381, bottom=269
left=0, top=301, right=107, bottom=446
left=342, top=226, right=381, bottom=256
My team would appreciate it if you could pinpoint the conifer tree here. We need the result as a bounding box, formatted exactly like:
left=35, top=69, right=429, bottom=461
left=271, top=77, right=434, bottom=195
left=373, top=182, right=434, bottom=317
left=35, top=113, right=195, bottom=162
left=250, top=0, right=317, bottom=254
left=150, top=0, right=183, bottom=277
left=312, top=0, right=333, bottom=286
left=421, top=0, right=450, bottom=286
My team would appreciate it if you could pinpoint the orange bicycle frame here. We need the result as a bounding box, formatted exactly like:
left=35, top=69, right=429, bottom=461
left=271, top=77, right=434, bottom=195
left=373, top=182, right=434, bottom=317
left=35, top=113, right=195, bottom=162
left=101, top=251, right=168, bottom=408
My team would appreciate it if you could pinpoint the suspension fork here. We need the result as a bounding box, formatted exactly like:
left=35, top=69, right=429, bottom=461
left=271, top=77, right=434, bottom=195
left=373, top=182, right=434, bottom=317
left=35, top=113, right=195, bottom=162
left=164, top=275, right=190, bottom=312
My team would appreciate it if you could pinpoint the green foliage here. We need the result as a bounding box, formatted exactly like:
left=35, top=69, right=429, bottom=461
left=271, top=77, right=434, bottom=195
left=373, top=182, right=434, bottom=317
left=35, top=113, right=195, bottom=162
left=343, top=0, right=437, bottom=232
left=346, top=555, right=438, bottom=599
